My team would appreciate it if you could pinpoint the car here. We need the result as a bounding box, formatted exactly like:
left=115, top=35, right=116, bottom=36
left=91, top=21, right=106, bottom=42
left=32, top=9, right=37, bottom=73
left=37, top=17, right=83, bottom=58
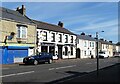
left=23, top=52, right=53, bottom=65
left=113, top=52, right=120, bottom=57
left=98, top=51, right=109, bottom=58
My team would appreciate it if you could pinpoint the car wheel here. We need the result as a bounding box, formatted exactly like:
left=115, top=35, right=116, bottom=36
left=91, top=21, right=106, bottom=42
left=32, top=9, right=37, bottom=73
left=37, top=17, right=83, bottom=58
left=34, top=60, right=38, bottom=65
left=48, top=59, right=52, bottom=64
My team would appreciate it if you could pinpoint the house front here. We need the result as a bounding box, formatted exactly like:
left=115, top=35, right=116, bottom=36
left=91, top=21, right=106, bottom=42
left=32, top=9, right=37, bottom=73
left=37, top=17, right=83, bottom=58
left=33, top=20, right=76, bottom=59
left=76, top=33, right=96, bottom=59
left=0, top=5, right=36, bottom=64
left=99, top=39, right=113, bottom=57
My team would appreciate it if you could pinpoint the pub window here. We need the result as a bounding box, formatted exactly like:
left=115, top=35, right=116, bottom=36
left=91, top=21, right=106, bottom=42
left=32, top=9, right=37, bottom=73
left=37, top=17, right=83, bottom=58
left=71, top=47, right=73, bottom=55
left=59, top=34, right=62, bottom=42
left=65, top=47, right=68, bottom=56
left=65, top=35, right=68, bottom=43
left=71, top=36, right=73, bottom=43
left=43, top=31, right=47, bottom=41
left=51, top=33, right=55, bottom=42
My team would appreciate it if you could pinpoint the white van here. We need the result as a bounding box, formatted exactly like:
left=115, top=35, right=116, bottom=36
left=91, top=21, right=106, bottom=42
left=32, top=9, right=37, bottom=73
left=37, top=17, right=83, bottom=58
left=98, top=51, right=109, bottom=58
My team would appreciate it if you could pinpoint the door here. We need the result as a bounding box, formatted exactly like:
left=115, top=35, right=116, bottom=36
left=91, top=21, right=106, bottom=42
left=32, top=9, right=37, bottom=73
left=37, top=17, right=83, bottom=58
left=58, top=45, right=62, bottom=59
left=76, top=48, right=81, bottom=58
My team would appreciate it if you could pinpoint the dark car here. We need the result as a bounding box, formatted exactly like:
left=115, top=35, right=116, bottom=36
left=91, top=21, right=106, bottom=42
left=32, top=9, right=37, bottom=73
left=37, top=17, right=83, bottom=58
left=23, top=52, right=53, bottom=65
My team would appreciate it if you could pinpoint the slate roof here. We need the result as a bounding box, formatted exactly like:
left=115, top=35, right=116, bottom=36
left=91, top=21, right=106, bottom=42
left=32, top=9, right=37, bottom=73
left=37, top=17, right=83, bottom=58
left=0, top=7, right=33, bottom=24
left=32, top=20, right=75, bottom=35
left=99, top=40, right=113, bottom=45
left=77, top=35, right=96, bottom=41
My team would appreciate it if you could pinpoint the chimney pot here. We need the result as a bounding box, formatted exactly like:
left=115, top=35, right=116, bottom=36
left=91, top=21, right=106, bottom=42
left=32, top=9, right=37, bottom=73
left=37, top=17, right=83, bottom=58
left=88, top=35, right=92, bottom=37
left=58, top=21, right=64, bottom=28
left=16, top=5, right=26, bottom=16
left=81, top=32, right=85, bottom=35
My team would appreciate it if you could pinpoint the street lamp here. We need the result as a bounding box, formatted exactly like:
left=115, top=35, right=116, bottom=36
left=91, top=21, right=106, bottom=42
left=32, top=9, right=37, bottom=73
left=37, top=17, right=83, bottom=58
left=96, top=31, right=104, bottom=77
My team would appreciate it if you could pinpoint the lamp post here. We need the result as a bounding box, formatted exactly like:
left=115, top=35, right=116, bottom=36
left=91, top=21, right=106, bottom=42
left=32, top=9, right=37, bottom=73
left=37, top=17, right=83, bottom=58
left=96, top=32, right=99, bottom=77
left=96, top=31, right=104, bottom=77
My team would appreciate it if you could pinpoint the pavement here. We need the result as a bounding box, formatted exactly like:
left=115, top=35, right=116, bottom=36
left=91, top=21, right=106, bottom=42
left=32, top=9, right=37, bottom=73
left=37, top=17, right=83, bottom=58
left=48, top=63, right=120, bottom=84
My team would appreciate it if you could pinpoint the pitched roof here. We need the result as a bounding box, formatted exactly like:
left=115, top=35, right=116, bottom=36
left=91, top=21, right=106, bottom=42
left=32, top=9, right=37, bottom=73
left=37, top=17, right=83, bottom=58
left=99, top=40, right=113, bottom=45
left=32, top=20, right=75, bottom=35
left=0, top=7, right=33, bottom=24
left=77, top=35, right=96, bottom=41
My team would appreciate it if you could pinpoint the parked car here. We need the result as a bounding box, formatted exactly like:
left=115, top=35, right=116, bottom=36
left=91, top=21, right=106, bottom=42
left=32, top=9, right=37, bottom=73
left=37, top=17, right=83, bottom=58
left=98, top=51, right=109, bottom=58
left=23, top=52, right=53, bottom=65
left=113, top=52, right=120, bottom=57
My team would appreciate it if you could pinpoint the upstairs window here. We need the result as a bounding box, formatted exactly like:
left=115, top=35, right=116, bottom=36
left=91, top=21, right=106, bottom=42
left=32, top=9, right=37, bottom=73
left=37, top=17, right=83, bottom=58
left=71, top=36, right=73, bottom=43
left=65, top=35, right=68, bottom=43
left=43, top=31, right=47, bottom=41
left=17, top=25, right=27, bottom=38
left=92, top=42, right=94, bottom=47
left=90, top=42, right=92, bottom=47
left=59, top=34, right=62, bottom=42
left=84, top=41, right=87, bottom=47
left=51, top=33, right=55, bottom=42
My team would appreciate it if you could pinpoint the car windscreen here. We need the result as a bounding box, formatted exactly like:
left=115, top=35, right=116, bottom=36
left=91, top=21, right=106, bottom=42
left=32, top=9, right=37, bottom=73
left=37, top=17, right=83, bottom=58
left=99, top=52, right=105, bottom=54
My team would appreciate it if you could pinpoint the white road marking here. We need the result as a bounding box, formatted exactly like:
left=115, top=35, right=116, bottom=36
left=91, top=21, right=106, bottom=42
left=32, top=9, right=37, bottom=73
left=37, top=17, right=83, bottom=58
left=0, top=71, right=34, bottom=78
left=86, top=63, right=92, bottom=64
left=0, top=68, right=9, bottom=70
left=49, top=65, right=76, bottom=71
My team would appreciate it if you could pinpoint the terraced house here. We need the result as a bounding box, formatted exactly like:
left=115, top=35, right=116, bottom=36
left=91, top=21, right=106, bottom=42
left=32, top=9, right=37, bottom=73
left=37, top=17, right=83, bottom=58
left=76, top=33, right=96, bottom=59
left=98, top=39, right=113, bottom=57
left=33, top=20, right=76, bottom=59
left=0, top=5, right=36, bottom=64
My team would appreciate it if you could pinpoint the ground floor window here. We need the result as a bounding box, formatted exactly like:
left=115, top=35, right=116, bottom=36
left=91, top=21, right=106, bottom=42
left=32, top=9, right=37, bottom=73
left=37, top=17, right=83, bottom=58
left=65, top=47, right=68, bottom=56
left=90, top=51, right=92, bottom=55
left=84, top=51, right=86, bottom=56
left=41, top=46, right=48, bottom=53
left=49, top=46, right=55, bottom=56
left=71, top=47, right=73, bottom=55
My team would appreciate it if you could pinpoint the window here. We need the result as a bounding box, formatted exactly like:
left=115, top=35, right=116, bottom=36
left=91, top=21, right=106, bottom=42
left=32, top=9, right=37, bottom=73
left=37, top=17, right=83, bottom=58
left=90, top=51, right=92, bottom=55
left=17, top=25, right=27, bottom=38
left=71, top=36, right=73, bottom=43
left=43, top=31, right=47, bottom=41
left=65, top=47, right=68, bottom=56
left=71, top=47, right=73, bottom=55
left=84, top=51, right=86, bottom=56
left=90, top=42, right=92, bottom=47
left=51, top=33, right=55, bottom=42
left=92, top=42, right=94, bottom=47
left=84, top=41, right=87, bottom=47
left=65, top=35, right=68, bottom=43
left=59, top=34, right=62, bottom=42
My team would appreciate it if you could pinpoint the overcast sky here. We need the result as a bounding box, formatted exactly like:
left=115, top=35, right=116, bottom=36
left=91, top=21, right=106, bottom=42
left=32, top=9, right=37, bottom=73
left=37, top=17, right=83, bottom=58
left=1, top=1, right=119, bottom=43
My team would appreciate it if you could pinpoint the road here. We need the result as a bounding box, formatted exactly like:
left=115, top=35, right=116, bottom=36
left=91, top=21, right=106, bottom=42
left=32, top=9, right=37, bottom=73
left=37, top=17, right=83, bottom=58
left=1, top=57, right=119, bottom=83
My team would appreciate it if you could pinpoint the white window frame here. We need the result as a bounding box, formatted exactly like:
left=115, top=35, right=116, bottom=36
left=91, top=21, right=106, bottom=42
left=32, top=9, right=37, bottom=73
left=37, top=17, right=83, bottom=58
left=17, top=26, right=27, bottom=38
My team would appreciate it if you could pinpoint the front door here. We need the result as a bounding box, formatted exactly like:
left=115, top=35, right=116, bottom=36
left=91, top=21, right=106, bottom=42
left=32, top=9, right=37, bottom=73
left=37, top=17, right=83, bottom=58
left=76, top=48, right=80, bottom=58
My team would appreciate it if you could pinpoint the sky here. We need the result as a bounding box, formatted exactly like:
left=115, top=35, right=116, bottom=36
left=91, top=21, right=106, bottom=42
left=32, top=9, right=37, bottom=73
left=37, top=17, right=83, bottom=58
left=1, top=1, right=119, bottom=43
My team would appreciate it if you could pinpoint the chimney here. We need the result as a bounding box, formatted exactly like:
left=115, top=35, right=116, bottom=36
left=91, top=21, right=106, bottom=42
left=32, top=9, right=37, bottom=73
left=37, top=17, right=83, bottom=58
left=81, top=32, right=85, bottom=35
left=58, top=21, right=64, bottom=28
left=105, top=40, right=107, bottom=42
left=16, top=5, right=26, bottom=16
left=109, top=41, right=112, bottom=43
left=88, top=35, right=92, bottom=37
left=100, top=38, right=104, bottom=41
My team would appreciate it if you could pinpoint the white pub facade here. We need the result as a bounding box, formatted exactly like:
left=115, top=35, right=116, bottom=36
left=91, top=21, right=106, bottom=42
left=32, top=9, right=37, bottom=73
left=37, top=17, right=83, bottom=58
left=33, top=20, right=76, bottom=59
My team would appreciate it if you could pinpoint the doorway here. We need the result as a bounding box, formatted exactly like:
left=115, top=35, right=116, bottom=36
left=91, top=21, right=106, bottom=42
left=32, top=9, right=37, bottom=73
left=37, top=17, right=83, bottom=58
left=76, top=48, right=81, bottom=58
left=58, top=45, right=62, bottom=59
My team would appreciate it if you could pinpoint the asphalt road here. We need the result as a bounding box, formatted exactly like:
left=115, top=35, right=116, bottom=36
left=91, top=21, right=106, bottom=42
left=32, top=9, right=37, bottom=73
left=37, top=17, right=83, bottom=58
left=1, top=57, right=119, bottom=83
